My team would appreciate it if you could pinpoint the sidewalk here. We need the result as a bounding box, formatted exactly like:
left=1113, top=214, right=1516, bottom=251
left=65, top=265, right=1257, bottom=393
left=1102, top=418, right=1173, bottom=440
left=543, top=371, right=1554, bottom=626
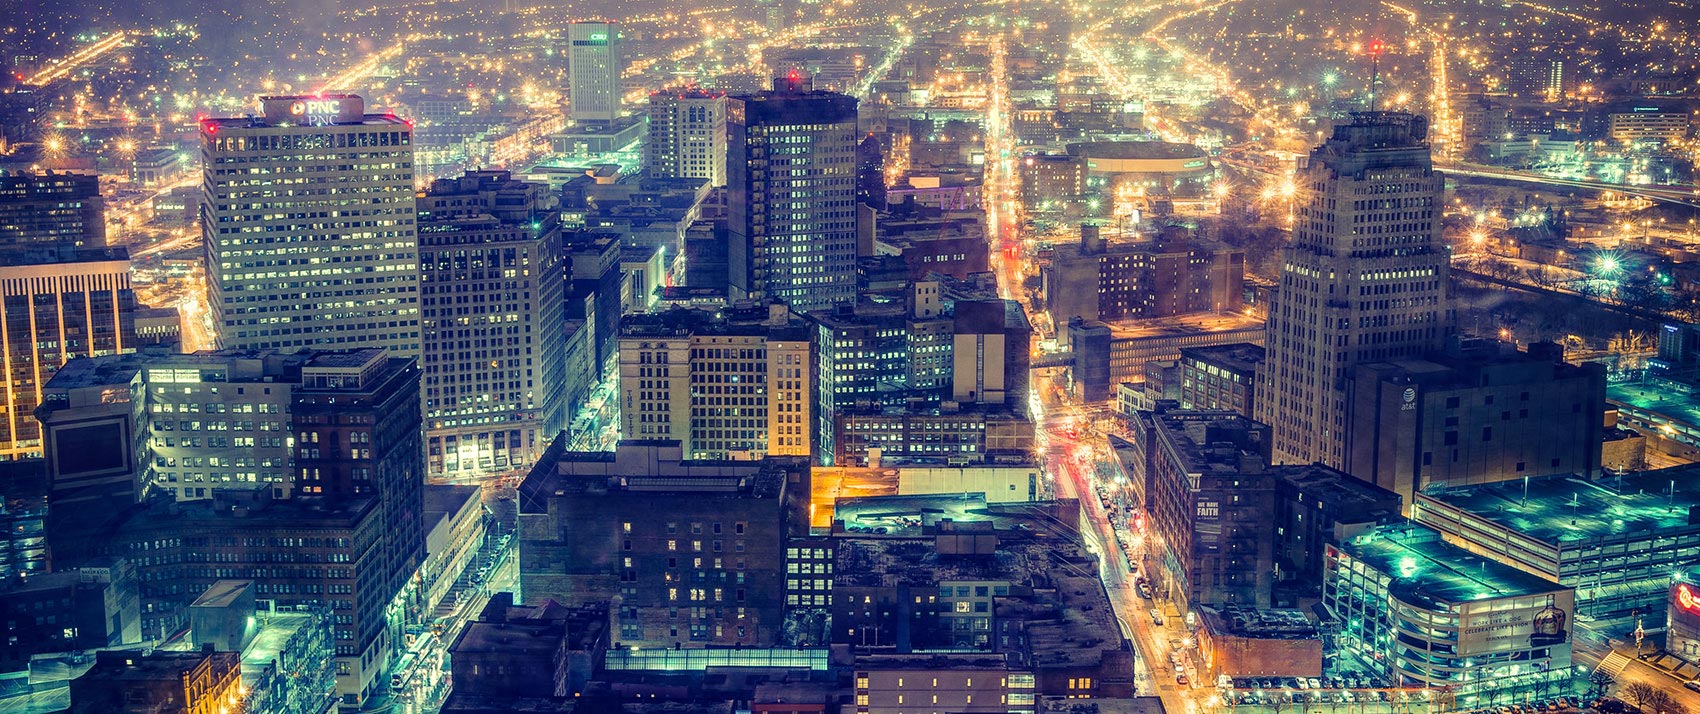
left=1638, top=651, right=1700, bottom=681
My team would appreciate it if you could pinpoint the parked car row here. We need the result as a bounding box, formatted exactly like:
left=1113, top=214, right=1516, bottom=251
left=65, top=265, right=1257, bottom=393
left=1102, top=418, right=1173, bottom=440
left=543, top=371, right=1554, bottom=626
left=1227, top=676, right=1398, bottom=691
left=1458, top=697, right=1579, bottom=714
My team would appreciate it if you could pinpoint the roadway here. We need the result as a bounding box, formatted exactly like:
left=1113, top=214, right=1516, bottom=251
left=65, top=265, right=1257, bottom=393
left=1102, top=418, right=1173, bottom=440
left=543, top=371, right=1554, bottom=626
left=24, top=31, right=130, bottom=87
left=1572, top=628, right=1700, bottom=711
left=983, top=19, right=1212, bottom=711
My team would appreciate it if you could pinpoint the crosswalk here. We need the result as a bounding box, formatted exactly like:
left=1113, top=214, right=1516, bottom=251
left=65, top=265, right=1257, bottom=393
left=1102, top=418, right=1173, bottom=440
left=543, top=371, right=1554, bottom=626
left=1597, top=650, right=1634, bottom=677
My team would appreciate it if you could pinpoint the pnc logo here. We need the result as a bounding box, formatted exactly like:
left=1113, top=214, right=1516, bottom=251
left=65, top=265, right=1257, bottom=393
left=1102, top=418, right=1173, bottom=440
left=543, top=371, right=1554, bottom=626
left=290, top=99, right=341, bottom=116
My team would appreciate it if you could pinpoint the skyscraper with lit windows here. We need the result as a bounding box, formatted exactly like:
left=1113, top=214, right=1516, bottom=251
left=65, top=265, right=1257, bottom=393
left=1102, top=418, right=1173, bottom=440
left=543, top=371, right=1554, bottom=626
left=568, top=22, right=622, bottom=124
left=417, top=171, right=566, bottom=478
left=200, top=94, right=420, bottom=357
left=727, top=73, right=859, bottom=312
left=646, top=89, right=727, bottom=186
left=1256, top=112, right=1452, bottom=468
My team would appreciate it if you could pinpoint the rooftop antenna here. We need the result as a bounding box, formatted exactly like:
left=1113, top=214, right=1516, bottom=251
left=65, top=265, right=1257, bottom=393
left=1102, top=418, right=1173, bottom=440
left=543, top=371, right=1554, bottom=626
left=1368, top=39, right=1385, bottom=111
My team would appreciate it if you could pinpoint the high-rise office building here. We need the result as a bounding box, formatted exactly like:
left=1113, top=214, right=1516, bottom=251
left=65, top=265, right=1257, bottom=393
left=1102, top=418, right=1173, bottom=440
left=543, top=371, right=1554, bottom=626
left=618, top=302, right=812, bottom=460
left=728, top=74, right=859, bottom=312
left=1256, top=112, right=1451, bottom=468
left=646, top=89, right=727, bottom=186
left=0, top=171, right=105, bottom=252
left=418, top=171, right=566, bottom=478
left=40, top=348, right=423, bottom=710
left=0, top=248, right=137, bottom=460
left=568, top=22, right=622, bottom=124
left=200, top=94, right=420, bottom=356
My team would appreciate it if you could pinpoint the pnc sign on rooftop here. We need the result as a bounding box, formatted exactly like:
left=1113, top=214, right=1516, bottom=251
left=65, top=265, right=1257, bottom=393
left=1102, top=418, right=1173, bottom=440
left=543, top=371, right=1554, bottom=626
left=290, top=99, right=342, bottom=116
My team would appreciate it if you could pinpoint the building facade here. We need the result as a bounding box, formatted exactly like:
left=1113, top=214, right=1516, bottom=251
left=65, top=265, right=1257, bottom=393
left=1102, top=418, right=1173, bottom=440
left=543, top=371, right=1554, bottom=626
left=1178, top=342, right=1262, bottom=418
left=0, top=171, right=105, bottom=252
left=517, top=441, right=808, bottom=650
left=618, top=303, right=813, bottom=459
left=728, top=74, right=859, bottom=311
left=1135, top=410, right=1276, bottom=613
left=417, top=171, right=567, bottom=478
left=0, top=559, right=140, bottom=671
left=568, top=22, right=622, bottom=124
left=1256, top=112, right=1452, bottom=469
left=201, top=94, right=420, bottom=356
left=647, top=89, right=727, bottom=186
left=1344, top=341, right=1604, bottom=506
left=0, top=248, right=137, bottom=459
left=1324, top=522, right=1574, bottom=706
left=68, top=647, right=243, bottom=714
left=834, top=406, right=1035, bottom=468
left=1043, top=229, right=1244, bottom=327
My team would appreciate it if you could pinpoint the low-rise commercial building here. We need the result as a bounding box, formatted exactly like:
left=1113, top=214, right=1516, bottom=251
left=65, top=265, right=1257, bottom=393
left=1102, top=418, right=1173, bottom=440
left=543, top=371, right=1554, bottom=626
left=1068, top=315, right=1264, bottom=404
left=184, top=581, right=337, bottom=714
left=1195, top=605, right=1322, bottom=681
left=67, top=646, right=243, bottom=714
left=832, top=497, right=1134, bottom=705
left=896, top=465, right=1042, bottom=503
left=1043, top=228, right=1243, bottom=332
left=834, top=405, right=1036, bottom=468
left=0, top=559, right=141, bottom=671
left=444, top=592, right=608, bottom=711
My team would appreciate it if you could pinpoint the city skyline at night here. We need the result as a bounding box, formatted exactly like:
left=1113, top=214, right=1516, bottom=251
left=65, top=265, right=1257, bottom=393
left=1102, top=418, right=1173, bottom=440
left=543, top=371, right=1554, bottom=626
left=3, top=0, right=1700, bottom=713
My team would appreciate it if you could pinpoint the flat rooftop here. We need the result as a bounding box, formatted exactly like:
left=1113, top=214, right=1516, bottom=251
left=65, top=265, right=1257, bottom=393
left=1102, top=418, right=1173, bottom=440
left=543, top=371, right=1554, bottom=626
left=1417, top=469, right=1700, bottom=544
left=1336, top=523, right=1570, bottom=609
left=1609, top=381, right=1700, bottom=429
left=1199, top=604, right=1319, bottom=640
left=189, top=580, right=250, bottom=610
left=1104, top=314, right=1264, bottom=340
left=241, top=612, right=318, bottom=683
left=1066, top=141, right=1207, bottom=161
left=1180, top=342, right=1265, bottom=374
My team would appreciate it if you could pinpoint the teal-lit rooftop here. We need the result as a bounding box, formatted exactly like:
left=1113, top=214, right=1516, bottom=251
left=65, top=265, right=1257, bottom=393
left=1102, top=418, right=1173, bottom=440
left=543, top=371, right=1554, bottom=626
left=1608, top=381, right=1700, bottom=433
left=1418, top=468, right=1700, bottom=544
left=1336, top=523, right=1570, bottom=609
left=527, top=138, right=643, bottom=176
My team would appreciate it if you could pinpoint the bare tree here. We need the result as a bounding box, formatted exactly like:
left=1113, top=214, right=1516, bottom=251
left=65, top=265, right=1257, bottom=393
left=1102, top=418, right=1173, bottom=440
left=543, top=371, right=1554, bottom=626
left=1587, top=670, right=1616, bottom=699
left=1621, top=681, right=1658, bottom=712
left=1646, top=690, right=1686, bottom=714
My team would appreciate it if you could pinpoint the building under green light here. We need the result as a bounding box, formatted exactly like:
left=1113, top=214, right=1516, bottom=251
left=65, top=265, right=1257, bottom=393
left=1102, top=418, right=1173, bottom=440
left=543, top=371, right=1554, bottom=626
left=1324, top=521, right=1575, bottom=707
left=1412, top=467, right=1700, bottom=621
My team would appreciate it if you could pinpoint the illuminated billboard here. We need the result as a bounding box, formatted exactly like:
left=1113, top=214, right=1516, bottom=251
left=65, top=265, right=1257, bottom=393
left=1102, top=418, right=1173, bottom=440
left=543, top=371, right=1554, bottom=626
left=1671, top=580, right=1700, bottom=658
